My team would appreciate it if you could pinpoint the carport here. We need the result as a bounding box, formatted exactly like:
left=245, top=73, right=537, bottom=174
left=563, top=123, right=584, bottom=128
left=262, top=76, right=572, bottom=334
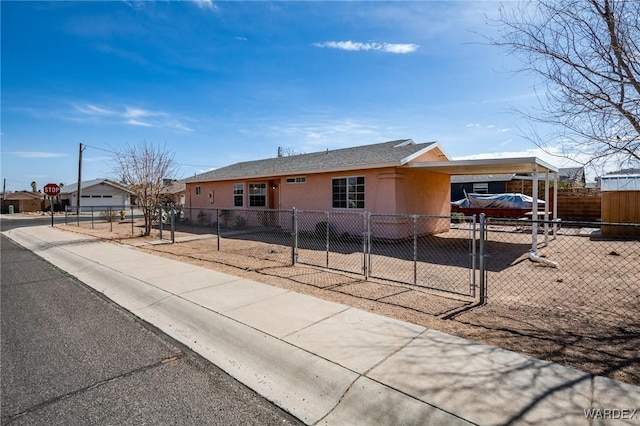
left=406, top=157, right=560, bottom=264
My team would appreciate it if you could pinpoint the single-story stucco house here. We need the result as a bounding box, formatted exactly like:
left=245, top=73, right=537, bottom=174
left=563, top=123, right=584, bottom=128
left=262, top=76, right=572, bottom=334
left=60, top=179, right=136, bottom=210
left=186, top=139, right=452, bottom=236
left=186, top=139, right=560, bottom=240
left=1, top=191, right=44, bottom=213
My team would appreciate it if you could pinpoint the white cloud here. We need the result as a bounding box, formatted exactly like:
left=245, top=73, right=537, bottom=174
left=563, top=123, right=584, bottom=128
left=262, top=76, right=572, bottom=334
left=313, top=41, right=419, bottom=54
left=8, top=152, right=67, bottom=159
left=124, top=106, right=167, bottom=120
left=193, top=0, right=216, bottom=10
left=465, top=123, right=480, bottom=128
left=74, top=104, right=117, bottom=116
left=71, top=103, right=193, bottom=132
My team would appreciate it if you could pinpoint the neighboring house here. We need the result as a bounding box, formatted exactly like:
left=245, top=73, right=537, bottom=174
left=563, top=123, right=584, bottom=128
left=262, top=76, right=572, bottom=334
left=451, top=174, right=515, bottom=201
left=161, top=179, right=187, bottom=206
left=451, top=167, right=586, bottom=201
left=60, top=179, right=136, bottom=210
left=597, top=168, right=640, bottom=190
left=558, top=167, right=586, bottom=186
left=186, top=139, right=452, bottom=236
left=2, top=191, right=44, bottom=213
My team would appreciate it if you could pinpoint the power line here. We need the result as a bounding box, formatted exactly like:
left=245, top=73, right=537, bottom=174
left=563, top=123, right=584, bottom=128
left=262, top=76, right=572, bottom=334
left=83, top=144, right=116, bottom=154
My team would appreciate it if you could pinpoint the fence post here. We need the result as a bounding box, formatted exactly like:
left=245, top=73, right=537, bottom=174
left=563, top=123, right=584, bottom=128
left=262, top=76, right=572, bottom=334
left=64, top=206, right=68, bottom=225
left=470, top=214, right=477, bottom=298
left=362, top=212, right=368, bottom=279
left=291, top=208, right=298, bottom=266
left=325, top=211, right=330, bottom=268
left=367, top=213, right=372, bottom=278
left=158, top=206, right=163, bottom=240
left=216, top=209, right=220, bottom=251
left=109, top=206, right=113, bottom=232
left=479, top=213, right=487, bottom=305
left=131, top=205, right=134, bottom=235
left=91, top=206, right=94, bottom=229
left=171, top=206, right=175, bottom=243
left=413, top=215, right=418, bottom=286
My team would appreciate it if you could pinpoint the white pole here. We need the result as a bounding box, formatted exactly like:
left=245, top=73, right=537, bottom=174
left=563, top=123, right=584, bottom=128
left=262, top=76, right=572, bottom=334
left=553, top=171, right=559, bottom=238
left=531, top=164, right=539, bottom=253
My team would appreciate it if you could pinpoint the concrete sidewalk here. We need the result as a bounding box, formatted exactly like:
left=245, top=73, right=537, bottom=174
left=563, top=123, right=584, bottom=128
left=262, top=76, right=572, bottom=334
left=4, top=226, right=639, bottom=425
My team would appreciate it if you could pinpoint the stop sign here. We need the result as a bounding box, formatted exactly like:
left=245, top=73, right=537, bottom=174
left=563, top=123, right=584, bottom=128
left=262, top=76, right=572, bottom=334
left=43, top=183, right=61, bottom=196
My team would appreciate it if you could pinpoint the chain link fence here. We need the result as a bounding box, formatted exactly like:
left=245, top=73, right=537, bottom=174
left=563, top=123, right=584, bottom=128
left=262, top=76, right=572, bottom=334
left=56, top=204, right=640, bottom=383
left=64, top=205, right=138, bottom=234
left=482, top=217, right=640, bottom=328
left=164, top=207, right=640, bottom=331
left=295, top=209, right=367, bottom=276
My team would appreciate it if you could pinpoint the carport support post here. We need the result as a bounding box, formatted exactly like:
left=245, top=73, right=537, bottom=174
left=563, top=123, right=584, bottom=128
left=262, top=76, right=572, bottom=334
left=553, top=172, right=559, bottom=239
left=531, top=164, right=539, bottom=252
left=544, top=169, right=550, bottom=246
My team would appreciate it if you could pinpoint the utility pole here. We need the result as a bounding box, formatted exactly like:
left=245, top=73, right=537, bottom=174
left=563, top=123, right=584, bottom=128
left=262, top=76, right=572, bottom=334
left=2, top=178, right=5, bottom=214
left=76, top=143, right=84, bottom=224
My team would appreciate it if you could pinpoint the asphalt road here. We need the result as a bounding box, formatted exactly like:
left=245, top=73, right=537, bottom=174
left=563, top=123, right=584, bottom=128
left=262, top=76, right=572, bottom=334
left=0, top=228, right=303, bottom=425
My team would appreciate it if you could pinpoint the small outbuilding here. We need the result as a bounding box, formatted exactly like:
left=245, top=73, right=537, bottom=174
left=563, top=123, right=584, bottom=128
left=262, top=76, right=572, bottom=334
left=599, top=171, right=640, bottom=237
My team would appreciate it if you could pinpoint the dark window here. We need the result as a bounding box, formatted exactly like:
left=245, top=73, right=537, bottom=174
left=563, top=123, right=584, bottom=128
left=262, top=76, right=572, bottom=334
left=473, top=183, right=489, bottom=194
left=248, top=183, right=266, bottom=207
left=286, top=176, right=306, bottom=184
left=195, top=186, right=202, bottom=196
left=233, top=183, right=243, bottom=207
left=332, top=176, right=364, bottom=209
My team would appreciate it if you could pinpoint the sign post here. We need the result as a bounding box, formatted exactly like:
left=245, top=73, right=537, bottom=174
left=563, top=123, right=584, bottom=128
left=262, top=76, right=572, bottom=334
left=43, top=183, right=61, bottom=226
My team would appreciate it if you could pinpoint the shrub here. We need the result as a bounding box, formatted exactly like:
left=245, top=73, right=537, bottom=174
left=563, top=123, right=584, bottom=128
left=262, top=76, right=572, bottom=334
left=100, top=209, right=119, bottom=223
left=234, top=216, right=247, bottom=229
left=197, top=210, right=209, bottom=225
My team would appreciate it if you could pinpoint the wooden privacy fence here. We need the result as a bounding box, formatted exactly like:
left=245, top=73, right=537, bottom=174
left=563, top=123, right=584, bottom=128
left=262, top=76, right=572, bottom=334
left=601, top=191, right=640, bottom=237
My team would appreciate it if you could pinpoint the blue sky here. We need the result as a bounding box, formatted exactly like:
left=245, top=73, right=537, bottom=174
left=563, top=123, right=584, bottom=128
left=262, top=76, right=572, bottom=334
left=1, top=1, right=581, bottom=192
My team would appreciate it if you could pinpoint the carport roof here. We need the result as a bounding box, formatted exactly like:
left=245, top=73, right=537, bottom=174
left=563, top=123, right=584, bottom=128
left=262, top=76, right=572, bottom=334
left=406, top=157, right=559, bottom=175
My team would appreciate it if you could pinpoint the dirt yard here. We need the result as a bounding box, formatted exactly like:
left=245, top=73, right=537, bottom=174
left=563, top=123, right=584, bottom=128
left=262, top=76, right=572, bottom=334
left=57, top=219, right=640, bottom=386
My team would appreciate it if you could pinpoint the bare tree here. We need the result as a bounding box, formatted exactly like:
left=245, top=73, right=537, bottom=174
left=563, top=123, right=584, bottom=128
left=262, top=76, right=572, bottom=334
left=493, top=0, right=640, bottom=171
left=111, top=141, right=176, bottom=236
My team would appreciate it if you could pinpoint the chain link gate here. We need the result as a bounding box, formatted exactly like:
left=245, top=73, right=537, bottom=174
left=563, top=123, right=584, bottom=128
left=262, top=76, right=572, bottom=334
left=368, top=213, right=479, bottom=298
left=294, top=209, right=368, bottom=276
